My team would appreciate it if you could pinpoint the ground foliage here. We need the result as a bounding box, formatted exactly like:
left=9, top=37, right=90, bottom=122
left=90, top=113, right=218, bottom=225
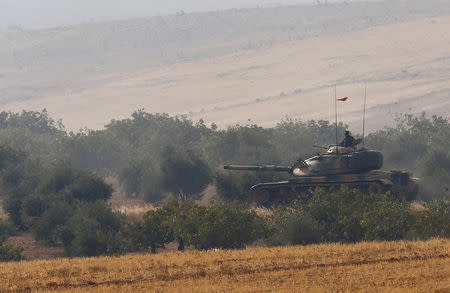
left=0, top=142, right=126, bottom=258
left=127, top=189, right=448, bottom=253
left=268, top=188, right=432, bottom=246
left=0, top=110, right=448, bottom=202
left=131, top=200, right=266, bottom=252
left=0, top=110, right=449, bottom=257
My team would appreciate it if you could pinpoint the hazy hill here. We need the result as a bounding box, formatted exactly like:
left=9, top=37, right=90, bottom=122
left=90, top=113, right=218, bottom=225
left=0, top=0, right=449, bottom=131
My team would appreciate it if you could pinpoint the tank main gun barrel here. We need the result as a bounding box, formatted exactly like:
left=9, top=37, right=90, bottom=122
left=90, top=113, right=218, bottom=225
left=224, top=165, right=292, bottom=172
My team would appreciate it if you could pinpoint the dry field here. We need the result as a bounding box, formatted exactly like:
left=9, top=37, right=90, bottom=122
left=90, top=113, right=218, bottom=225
left=1, top=239, right=448, bottom=292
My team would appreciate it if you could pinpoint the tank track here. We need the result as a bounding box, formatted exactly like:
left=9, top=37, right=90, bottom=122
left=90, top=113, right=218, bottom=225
left=250, top=181, right=389, bottom=206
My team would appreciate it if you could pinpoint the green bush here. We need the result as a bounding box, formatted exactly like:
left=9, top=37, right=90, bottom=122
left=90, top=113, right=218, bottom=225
left=3, top=191, right=26, bottom=228
left=40, top=162, right=113, bottom=202
left=305, top=188, right=368, bottom=242
left=159, top=146, right=211, bottom=200
left=412, top=200, right=449, bottom=239
left=39, top=162, right=75, bottom=194
left=215, top=173, right=243, bottom=200
left=20, top=195, right=47, bottom=229
left=118, top=160, right=146, bottom=197
left=0, top=245, right=23, bottom=262
left=139, top=208, right=175, bottom=253
left=269, top=208, right=322, bottom=246
left=270, top=188, right=421, bottom=244
left=185, top=203, right=265, bottom=250
left=419, top=148, right=450, bottom=200
left=137, top=201, right=200, bottom=252
left=62, top=201, right=126, bottom=257
left=70, top=171, right=113, bottom=202
left=361, top=198, right=413, bottom=241
left=0, top=218, right=15, bottom=243
left=136, top=201, right=266, bottom=252
left=31, top=198, right=74, bottom=243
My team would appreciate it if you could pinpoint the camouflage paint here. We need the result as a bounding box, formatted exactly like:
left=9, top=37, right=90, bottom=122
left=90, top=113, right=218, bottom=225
left=224, top=149, right=418, bottom=204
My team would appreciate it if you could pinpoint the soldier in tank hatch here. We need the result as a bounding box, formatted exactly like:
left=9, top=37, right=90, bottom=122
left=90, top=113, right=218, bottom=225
left=339, top=130, right=355, bottom=147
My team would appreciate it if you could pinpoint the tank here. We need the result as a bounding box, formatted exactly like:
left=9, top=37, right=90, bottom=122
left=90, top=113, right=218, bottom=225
left=223, top=146, right=419, bottom=206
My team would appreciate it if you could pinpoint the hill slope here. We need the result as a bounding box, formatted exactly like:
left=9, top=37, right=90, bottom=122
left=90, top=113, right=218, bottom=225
left=1, top=239, right=449, bottom=292
left=1, top=1, right=450, bottom=131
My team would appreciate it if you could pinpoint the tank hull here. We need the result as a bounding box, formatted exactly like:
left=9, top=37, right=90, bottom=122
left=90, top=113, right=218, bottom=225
left=250, top=170, right=418, bottom=206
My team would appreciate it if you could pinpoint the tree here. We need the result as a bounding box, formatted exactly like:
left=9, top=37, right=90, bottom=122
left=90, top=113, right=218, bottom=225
left=61, top=201, right=125, bottom=257
left=159, top=146, right=211, bottom=200
left=140, top=208, right=174, bottom=253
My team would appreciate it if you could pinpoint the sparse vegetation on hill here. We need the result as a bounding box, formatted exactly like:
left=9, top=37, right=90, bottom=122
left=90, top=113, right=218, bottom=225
left=1, top=0, right=450, bottom=106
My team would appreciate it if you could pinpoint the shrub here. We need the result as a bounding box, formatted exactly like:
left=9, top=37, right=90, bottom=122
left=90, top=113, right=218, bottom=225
left=62, top=201, right=126, bottom=257
left=215, top=173, right=243, bottom=201
left=3, top=190, right=26, bottom=228
left=305, top=188, right=368, bottom=242
left=361, top=198, right=414, bottom=241
left=40, top=162, right=113, bottom=202
left=269, top=208, right=322, bottom=246
left=139, top=208, right=175, bottom=253
left=118, top=160, right=146, bottom=197
left=412, top=200, right=449, bottom=239
left=31, top=199, right=74, bottom=243
left=0, top=218, right=15, bottom=243
left=62, top=216, right=105, bottom=257
left=136, top=201, right=266, bottom=252
left=0, top=245, right=23, bottom=262
left=20, top=195, right=47, bottom=229
left=271, top=188, right=419, bottom=244
left=159, top=146, right=211, bottom=200
left=70, top=171, right=113, bottom=202
left=180, top=202, right=265, bottom=250
left=39, top=162, right=75, bottom=194
left=419, top=148, right=450, bottom=200
left=140, top=168, right=166, bottom=203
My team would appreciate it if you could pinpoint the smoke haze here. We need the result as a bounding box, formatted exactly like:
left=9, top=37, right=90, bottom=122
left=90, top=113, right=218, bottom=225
left=1, top=0, right=368, bottom=30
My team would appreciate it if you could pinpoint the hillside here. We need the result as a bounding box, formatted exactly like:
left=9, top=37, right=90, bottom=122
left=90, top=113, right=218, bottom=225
left=1, top=239, right=448, bottom=292
left=1, top=0, right=450, bottom=132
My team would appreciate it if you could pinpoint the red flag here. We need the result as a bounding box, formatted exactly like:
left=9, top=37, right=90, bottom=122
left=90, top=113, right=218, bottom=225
left=337, top=97, right=348, bottom=101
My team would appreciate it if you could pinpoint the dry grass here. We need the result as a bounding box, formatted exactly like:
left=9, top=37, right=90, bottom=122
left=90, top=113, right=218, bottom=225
left=0, top=197, right=7, bottom=219
left=105, top=177, right=155, bottom=222
left=3, top=234, right=64, bottom=260
left=107, top=179, right=221, bottom=222
left=115, top=204, right=156, bottom=223
left=410, top=202, right=427, bottom=213
left=1, top=239, right=448, bottom=292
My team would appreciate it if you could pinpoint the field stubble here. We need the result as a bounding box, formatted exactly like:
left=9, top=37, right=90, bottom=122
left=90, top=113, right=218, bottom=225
left=0, top=239, right=448, bottom=292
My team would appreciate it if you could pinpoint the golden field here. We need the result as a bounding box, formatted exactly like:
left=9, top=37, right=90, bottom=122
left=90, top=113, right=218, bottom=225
left=1, top=239, right=448, bottom=292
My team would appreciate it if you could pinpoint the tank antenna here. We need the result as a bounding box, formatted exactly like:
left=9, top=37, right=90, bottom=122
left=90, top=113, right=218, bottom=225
left=334, top=85, right=338, bottom=154
left=362, top=84, right=367, bottom=149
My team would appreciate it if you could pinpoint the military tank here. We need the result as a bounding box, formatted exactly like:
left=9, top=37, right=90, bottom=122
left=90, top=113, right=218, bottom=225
left=224, top=142, right=419, bottom=206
